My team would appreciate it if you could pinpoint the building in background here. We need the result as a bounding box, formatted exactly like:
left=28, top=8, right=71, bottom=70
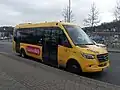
left=0, top=26, right=14, bottom=40
left=83, top=21, right=120, bottom=48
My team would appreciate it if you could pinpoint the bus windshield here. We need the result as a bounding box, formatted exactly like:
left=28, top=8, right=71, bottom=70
left=63, top=25, right=94, bottom=45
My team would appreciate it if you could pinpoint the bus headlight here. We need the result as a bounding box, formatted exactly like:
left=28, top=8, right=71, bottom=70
left=82, top=53, right=95, bottom=59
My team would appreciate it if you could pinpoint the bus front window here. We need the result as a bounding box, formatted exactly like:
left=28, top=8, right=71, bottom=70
left=63, top=25, right=94, bottom=45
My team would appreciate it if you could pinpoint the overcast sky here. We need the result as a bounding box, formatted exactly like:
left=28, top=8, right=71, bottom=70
left=0, top=0, right=117, bottom=27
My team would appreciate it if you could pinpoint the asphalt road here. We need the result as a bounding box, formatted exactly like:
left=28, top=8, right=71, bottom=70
left=0, top=41, right=120, bottom=86
left=0, top=41, right=12, bottom=53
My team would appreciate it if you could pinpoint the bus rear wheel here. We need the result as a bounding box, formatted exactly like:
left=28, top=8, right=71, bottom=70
left=20, top=49, right=27, bottom=58
left=66, top=60, right=82, bottom=74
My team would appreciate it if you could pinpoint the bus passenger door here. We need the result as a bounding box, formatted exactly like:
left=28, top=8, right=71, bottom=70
left=42, top=28, right=58, bottom=66
left=42, top=29, right=50, bottom=64
left=49, top=29, right=58, bottom=66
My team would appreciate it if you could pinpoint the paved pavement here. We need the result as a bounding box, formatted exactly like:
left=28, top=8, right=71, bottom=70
left=0, top=41, right=12, bottom=53
left=0, top=53, right=120, bottom=90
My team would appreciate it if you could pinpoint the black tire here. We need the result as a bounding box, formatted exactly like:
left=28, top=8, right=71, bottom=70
left=66, top=60, right=82, bottom=74
left=20, top=49, right=27, bottom=58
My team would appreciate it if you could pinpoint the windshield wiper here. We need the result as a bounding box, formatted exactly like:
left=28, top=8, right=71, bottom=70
left=84, top=43, right=94, bottom=45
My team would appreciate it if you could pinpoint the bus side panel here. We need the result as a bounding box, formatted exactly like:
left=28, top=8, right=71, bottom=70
left=20, top=43, right=43, bottom=61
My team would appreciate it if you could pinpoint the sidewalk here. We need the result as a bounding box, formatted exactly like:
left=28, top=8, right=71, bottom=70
left=108, top=48, right=120, bottom=53
left=0, top=53, right=120, bottom=90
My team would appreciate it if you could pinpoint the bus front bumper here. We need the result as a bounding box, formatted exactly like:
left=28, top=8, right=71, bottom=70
left=83, top=61, right=110, bottom=72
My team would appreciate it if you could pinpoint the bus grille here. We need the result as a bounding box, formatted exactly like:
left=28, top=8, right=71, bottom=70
left=97, top=54, right=108, bottom=62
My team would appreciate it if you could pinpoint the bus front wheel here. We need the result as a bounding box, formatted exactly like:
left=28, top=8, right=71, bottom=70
left=66, top=59, right=82, bottom=74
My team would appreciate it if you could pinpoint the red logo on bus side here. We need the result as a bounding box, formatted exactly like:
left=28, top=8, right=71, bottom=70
left=26, top=46, right=40, bottom=55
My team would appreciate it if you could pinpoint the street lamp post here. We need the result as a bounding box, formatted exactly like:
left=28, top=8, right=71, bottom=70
left=3, top=28, right=6, bottom=39
left=68, top=0, right=71, bottom=22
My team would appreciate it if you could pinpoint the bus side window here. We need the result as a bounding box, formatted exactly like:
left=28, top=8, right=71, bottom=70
left=15, top=29, right=21, bottom=41
left=59, top=30, right=71, bottom=48
left=13, top=28, right=17, bottom=41
left=36, top=28, right=44, bottom=45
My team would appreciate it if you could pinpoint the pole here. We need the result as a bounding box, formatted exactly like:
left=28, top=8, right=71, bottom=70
left=68, top=0, right=71, bottom=22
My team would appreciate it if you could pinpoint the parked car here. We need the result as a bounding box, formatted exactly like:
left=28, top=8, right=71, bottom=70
left=93, top=40, right=107, bottom=50
left=0, top=37, right=4, bottom=40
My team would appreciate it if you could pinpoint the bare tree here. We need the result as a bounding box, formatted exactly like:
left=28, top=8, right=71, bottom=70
left=114, top=0, right=120, bottom=21
left=62, top=6, right=75, bottom=22
left=83, top=3, right=100, bottom=28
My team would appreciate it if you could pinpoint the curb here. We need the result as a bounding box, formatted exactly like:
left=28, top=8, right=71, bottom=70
left=1, top=52, right=120, bottom=90
left=108, top=50, right=120, bottom=53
